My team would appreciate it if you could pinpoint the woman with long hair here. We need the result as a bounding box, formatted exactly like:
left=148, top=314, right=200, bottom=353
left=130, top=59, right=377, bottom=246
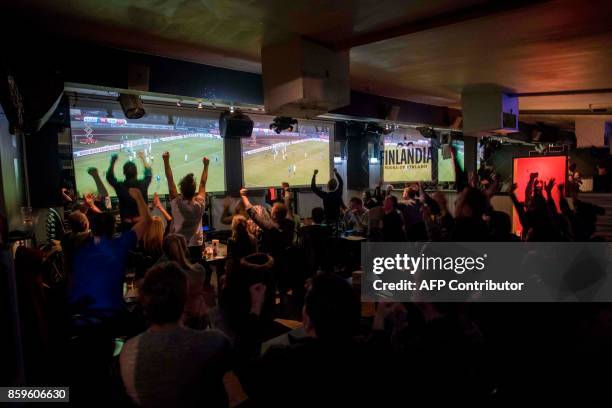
left=225, top=215, right=257, bottom=278
left=162, top=234, right=208, bottom=329
left=131, top=216, right=165, bottom=280
left=143, top=216, right=164, bottom=256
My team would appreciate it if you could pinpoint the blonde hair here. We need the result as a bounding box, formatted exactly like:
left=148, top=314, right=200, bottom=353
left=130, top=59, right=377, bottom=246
left=163, top=234, right=194, bottom=270
left=143, top=216, right=164, bottom=253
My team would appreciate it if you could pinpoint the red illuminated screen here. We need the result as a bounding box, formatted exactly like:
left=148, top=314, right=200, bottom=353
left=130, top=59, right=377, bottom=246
left=512, top=155, right=567, bottom=234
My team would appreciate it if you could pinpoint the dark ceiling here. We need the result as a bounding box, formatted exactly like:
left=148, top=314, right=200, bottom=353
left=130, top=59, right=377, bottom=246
left=3, top=0, right=612, bottom=119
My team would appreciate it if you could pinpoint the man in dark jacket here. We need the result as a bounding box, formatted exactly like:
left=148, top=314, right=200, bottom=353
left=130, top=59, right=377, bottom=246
left=311, top=168, right=345, bottom=224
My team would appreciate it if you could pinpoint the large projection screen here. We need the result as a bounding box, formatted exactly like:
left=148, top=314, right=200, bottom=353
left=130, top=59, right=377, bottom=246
left=71, top=104, right=225, bottom=197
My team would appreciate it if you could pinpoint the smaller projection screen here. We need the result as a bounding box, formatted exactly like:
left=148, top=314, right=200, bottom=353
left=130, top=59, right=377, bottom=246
left=242, top=117, right=331, bottom=188
left=512, top=155, right=567, bottom=235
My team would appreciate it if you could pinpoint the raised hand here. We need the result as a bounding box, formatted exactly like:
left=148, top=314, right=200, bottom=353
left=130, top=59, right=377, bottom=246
left=83, top=192, right=95, bottom=207
left=137, top=151, right=145, bottom=159
left=240, top=188, right=248, bottom=197
left=162, top=151, right=170, bottom=161
left=87, top=167, right=99, bottom=176
left=313, top=169, right=319, bottom=176
left=203, top=157, right=210, bottom=166
left=153, top=192, right=162, bottom=208
left=110, top=153, right=119, bottom=162
left=529, top=172, right=539, bottom=180
left=545, top=178, right=556, bottom=194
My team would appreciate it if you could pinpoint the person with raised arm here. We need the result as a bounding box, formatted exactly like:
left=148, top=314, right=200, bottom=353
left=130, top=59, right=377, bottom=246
left=68, top=188, right=152, bottom=320
left=163, top=151, right=209, bottom=260
left=310, top=168, right=345, bottom=224
left=106, top=151, right=153, bottom=230
left=239, top=187, right=294, bottom=255
left=152, top=192, right=172, bottom=223
left=87, top=167, right=110, bottom=209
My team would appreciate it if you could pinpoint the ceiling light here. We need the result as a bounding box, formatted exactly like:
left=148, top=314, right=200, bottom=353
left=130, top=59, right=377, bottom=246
left=176, top=100, right=182, bottom=107
left=197, top=101, right=203, bottom=109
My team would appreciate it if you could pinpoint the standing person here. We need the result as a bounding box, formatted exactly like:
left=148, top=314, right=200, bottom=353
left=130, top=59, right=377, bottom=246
left=69, top=188, right=152, bottom=320
left=162, top=152, right=209, bottom=261
left=398, top=186, right=422, bottom=228
left=239, top=188, right=295, bottom=301
left=311, top=168, right=345, bottom=224
left=106, top=151, right=153, bottom=230
left=282, top=182, right=300, bottom=244
left=239, top=189, right=294, bottom=255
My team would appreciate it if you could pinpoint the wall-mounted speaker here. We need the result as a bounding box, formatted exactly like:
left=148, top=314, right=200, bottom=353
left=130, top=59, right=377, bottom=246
left=219, top=110, right=253, bottom=138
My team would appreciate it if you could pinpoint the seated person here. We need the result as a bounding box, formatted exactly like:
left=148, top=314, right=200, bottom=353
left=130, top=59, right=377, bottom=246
left=161, top=234, right=208, bottom=329
left=120, top=261, right=231, bottom=408
left=343, top=197, right=369, bottom=236
left=236, top=273, right=369, bottom=407
left=130, top=215, right=165, bottom=280
left=61, top=210, right=92, bottom=286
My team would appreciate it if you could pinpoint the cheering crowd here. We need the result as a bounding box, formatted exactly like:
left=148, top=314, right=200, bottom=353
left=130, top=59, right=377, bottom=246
left=11, top=148, right=611, bottom=407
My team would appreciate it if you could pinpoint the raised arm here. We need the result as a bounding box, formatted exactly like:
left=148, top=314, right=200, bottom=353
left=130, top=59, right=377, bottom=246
left=241, top=188, right=275, bottom=231
left=87, top=167, right=109, bottom=201
left=128, top=188, right=152, bottom=241
left=83, top=193, right=103, bottom=214
left=153, top=192, right=172, bottom=222
left=106, top=154, right=119, bottom=188
left=544, top=178, right=558, bottom=214
left=311, top=170, right=324, bottom=198
left=525, top=172, right=537, bottom=209
left=162, top=151, right=178, bottom=199
left=137, top=151, right=153, bottom=186
left=197, top=157, right=210, bottom=200
left=509, top=183, right=528, bottom=232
